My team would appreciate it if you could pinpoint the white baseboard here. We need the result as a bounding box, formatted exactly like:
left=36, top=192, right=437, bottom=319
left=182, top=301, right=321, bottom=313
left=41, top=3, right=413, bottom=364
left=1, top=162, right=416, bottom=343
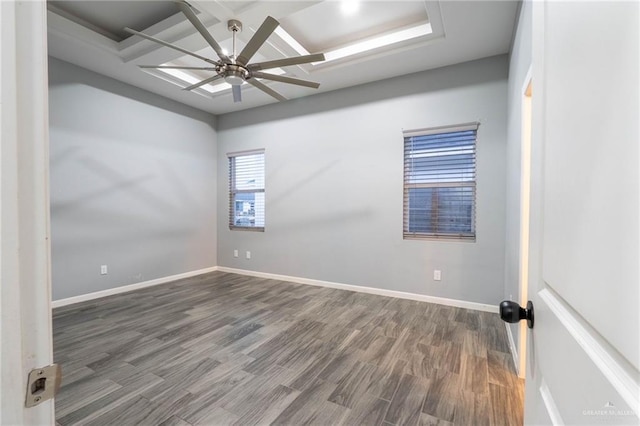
left=53, top=265, right=500, bottom=315
left=216, top=266, right=498, bottom=313
left=51, top=266, right=218, bottom=308
left=505, top=322, right=520, bottom=377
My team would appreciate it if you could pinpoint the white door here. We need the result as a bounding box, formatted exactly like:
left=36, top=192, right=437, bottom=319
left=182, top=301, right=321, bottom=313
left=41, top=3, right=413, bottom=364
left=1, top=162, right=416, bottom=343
left=524, top=1, right=639, bottom=424
left=0, top=0, right=55, bottom=424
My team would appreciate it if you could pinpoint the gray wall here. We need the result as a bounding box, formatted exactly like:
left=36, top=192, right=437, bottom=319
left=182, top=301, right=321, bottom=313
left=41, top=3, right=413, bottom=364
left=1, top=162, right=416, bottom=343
left=49, top=58, right=218, bottom=300
left=504, top=1, right=532, bottom=362
left=217, top=55, right=508, bottom=305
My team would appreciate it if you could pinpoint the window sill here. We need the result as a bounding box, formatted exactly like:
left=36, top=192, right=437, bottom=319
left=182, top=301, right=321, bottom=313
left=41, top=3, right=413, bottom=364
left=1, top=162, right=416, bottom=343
left=229, top=226, right=265, bottom=232
left=403, top=234, right=475, bottom=242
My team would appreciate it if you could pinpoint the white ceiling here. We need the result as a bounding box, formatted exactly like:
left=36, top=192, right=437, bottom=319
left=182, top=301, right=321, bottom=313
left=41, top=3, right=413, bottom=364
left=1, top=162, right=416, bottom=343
left=47, top=0, right=519, bottom=115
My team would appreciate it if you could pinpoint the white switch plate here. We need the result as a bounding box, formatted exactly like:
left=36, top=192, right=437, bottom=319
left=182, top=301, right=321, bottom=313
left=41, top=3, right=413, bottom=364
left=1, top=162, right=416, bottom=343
left=100, top=265, right=108, bottom=275
left=233, top=249, right=238, bottom=258
left=433, top=270, right=441, bottom=281
left=246, top=251, right=251, bottom=259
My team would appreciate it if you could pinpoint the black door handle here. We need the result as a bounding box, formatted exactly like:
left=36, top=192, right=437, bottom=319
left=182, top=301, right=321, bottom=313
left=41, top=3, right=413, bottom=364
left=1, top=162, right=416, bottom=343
left=499, top=300, right=534, bottom=329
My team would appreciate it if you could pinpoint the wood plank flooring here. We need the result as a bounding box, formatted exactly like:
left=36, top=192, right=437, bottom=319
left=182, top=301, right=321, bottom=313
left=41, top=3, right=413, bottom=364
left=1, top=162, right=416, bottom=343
left=53, top=272, right=524, bottom=426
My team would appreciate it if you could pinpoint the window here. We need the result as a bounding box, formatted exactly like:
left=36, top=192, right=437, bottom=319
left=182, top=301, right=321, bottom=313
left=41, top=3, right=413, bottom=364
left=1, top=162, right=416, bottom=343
left=403, top=123, right=477, bottom=241
left=228, top=149, right=265, bottom=231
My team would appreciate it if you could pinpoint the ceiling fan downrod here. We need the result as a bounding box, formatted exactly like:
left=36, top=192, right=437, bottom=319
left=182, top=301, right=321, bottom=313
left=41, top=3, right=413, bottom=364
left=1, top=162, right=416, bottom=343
left=227, top=19, right=242, bottom=64
left=222, top=19, right=248, bottom=87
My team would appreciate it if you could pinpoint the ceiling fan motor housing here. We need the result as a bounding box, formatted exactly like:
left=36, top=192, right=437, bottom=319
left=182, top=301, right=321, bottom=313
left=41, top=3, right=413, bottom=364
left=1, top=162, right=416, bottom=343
left=219, top=63, right=249, bottom=85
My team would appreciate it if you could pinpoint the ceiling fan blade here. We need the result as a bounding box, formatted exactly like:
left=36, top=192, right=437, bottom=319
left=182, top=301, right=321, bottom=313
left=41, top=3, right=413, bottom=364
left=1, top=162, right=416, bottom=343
left=176, top=1, right=230, bottom=63
left=236, top=16, right=279, bottom=66
left=183, top=74, right=223, bottom=91
left=251, top=72, right=320, bottom=89
left=124, top=27, right=217, bottom=65
left=247, top=53, right=325, bottom=71
left=232, top=85, right=242, bottom=103
left=247, top=78, right=287, bottom=102
left=139, top=65, right=216, bottom=70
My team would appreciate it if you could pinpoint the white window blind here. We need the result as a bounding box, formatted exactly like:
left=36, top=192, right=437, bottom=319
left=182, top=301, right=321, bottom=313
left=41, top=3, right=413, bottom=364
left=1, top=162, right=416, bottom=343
left=403, top=123, right=477, bottom=241
left=228, top=149, right=265, bottom=231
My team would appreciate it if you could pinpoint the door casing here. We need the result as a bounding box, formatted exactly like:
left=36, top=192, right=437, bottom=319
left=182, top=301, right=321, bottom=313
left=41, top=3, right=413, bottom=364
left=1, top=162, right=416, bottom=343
left=0, top=1, right=54, bottom=424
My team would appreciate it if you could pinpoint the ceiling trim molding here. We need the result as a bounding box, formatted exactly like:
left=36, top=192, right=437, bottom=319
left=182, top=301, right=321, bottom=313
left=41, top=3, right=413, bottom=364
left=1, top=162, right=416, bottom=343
left=47, top=11, right=119, bottom=55
left=118, top=12, right=199, bottom=51
left=47, top=3, right=121, bottom=41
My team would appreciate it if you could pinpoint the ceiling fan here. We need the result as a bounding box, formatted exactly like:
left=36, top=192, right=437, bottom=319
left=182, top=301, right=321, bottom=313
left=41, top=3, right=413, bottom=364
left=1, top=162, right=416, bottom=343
left=124, top=1, right=325, bottom=103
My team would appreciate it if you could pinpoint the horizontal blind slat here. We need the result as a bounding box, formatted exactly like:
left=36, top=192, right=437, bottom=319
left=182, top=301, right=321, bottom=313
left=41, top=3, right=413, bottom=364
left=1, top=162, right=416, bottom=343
left=229, top=151, right=265, bottom=230
left=403, top=126, right=477, bottom=240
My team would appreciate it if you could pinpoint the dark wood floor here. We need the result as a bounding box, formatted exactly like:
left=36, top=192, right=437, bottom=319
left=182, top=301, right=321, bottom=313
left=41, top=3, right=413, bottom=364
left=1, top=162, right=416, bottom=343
left=53, top=272, right=524, bottom=426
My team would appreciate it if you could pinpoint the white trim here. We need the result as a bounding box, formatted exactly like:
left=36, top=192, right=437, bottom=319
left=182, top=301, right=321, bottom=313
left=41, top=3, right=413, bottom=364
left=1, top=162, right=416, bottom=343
left=216, top=266, right=498, bottom=313
left=522, top=66, right=533, bottom=97
left=53, top=264, right=499, bottom=315
left=517, top=64, right=533, bottom=380
left=1, top=1, right=53, bottom=423
left=51, top=267, right=217, bottom=308
left=403, top=121, right=479, bottom=137
left=539, top=288, right=640, bottom=416
left=505, top=323, right=520, bottom=377
left=227, top=148, right=265, bottom=158
left=539, top=379, right=565, bottom=426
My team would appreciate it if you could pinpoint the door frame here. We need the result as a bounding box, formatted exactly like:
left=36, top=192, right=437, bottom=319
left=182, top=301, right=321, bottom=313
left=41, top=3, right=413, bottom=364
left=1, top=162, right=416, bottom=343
left=517, top=66, right=533, bottom=378
left=0, top=1, right=54, bottom=424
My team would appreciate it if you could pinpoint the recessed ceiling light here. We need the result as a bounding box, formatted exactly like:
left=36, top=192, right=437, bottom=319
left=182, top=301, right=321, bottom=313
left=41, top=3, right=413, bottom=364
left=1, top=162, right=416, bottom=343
left=340, top=0, right=360, bottom=15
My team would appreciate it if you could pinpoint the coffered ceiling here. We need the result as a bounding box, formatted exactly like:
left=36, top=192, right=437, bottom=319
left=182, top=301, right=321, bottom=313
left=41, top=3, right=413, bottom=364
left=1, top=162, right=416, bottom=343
left=47, top=1, right=519, bottom=115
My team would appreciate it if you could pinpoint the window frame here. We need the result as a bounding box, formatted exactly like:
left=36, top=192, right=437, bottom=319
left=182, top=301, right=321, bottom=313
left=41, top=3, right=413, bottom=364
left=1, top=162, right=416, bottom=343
left=402, top=122, right=478, bottom=242
left=228, top=149, right=265, bottom=232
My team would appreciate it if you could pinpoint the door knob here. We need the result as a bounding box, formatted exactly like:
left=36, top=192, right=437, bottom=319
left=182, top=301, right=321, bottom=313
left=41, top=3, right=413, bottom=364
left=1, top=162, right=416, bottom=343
left=499, top=300, right=534, bottom=329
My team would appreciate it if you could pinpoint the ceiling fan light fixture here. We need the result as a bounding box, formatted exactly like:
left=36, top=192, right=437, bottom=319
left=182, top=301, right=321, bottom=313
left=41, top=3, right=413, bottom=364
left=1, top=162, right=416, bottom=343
left=221, top=64, right=249, bottom=85
left=225, top=76, right=244, bottom=85
left=224, top=73, right=245, bottom=85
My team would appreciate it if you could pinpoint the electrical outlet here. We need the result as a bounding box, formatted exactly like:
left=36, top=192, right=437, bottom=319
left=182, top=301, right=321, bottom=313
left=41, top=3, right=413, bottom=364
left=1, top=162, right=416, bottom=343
left=100, top=265, right=108, bottom=275
left=246, top=251, right=251, bottom=259
left=433, top=270, right=441, bottom=281
left=233, top=249, right=238, bottom=258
